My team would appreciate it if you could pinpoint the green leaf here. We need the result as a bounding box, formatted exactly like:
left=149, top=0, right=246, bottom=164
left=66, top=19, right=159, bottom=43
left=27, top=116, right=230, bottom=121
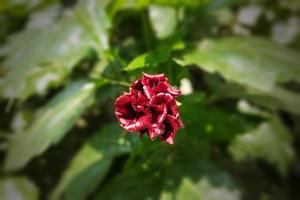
left=179, top=93, right=256, bottom=142
left=182, top=37, right=300, bottom=91
left=4, top=80, right=96, bottom=171
left=95, top=111, right=239, bottom=199
left=229, top=116, right=295, bottom=175
left=0, top=176, right=38, bottom=200
left=180, top=37, right=300, bottom=115
left=137, top=0, right=210, bottom=8
left=149, top=5, right=177, bottom=39
left=0, top=0, right=59, bottom=15
left=124, top=39, right=184, bottom=71
left=50, top=123, right=131, bottom=200
left=175, top=178, right=240, bottom=200
left=108, top=0, right=210, bottom=15
left=0, top=0, right=110, bottom=100
left=75, top=0, right=111, bottom=53
left=212, top=82, right=300, bottom=115
left=95, top=159, right=239, bottom=200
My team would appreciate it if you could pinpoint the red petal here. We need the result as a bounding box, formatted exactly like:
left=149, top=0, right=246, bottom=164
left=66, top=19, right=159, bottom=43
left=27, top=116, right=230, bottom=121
left=151, top=104, right=167, bottom=123
left=143, top=73, right=166, bottom=81
left=130, top=79, right=143, bottom=94
left=122, top=113, right=151, bottom=132
left=143, top=85, right=153, bottom=99
left=115, top=93, right=152, bottom=132
left=148, top=123, right=165, bottom=140
left=149, top=93, right=173, bottom=105
left=164, top=132, right=175, bottom=144
left=152, top=82, right=181, bottom=97
left=159, top=114, right=183, bottom=144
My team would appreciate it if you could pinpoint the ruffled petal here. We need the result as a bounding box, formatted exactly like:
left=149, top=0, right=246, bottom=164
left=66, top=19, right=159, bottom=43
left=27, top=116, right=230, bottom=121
left=151, top=104, right=167, bottom=124
left=122, top=112, right=151, bottom=132
left=152, top=82, right=181, bottom=97
left=115, top=73, right=183, bottom=144
left=130, top=79, right=143, bottom=94
left=148, top=123, right=165, bottom=140
left=149, top=93, right=173, bottom=105
left=160, top=114, right=183, bottom=144
left=143, top=73, right=166, bottom=82
left=115, top=93, right=151, bottom=132
left=131, top=92, right=147, bottom=112
left=149, top=93, right=179, bottom=117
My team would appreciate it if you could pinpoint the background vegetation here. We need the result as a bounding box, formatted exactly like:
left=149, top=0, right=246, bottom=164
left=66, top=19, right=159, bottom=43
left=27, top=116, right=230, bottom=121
left=0, top=0, right=299, bottom=199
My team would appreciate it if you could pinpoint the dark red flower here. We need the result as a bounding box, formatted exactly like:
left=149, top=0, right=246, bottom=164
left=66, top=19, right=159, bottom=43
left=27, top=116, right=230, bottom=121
left=114, top=73, right=183, bottom=144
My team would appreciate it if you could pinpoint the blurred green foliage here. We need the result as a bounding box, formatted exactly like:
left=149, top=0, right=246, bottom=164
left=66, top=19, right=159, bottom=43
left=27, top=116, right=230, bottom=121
left=0, top=0, right=299, bottom=199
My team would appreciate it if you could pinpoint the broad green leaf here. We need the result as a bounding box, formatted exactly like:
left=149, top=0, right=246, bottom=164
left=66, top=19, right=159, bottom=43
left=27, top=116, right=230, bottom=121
left=96, top=159, right=239, bottom=200
left=229, top=116, right=295, bottom=175
left=180, top=37, right=300, bottom=115
left=0, top=0, right=110, bottom=100
left=108, top=0, right=210, bottom=15
left=0, top=176, right=38, bottom=200
left=96, top=114, right=238, bottom=199
left=136, top=0, right=210, bottom=8
left=124, top=39, right=184, bottom=71
left=175, top=178, right=240, bottom=200
left=51, top=123, right=131, bottom=200
left=20, top=66, right=69, bottom=100
left=182, top=37, right=300, bottom=92
left=149, top=5, right=177, bottom=39
left=76, top=0, right=111, bottom=53
left=0, top=0, right=59, bottom=14
left=4, top=80, right=96, bottom=171
left=212, top=82, right=300, bottom=115
left=179, top=93, right=256, bottom=142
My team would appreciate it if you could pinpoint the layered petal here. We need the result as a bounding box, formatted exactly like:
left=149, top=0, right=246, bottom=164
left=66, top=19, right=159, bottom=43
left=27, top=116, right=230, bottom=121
left=114, top=93, right=151, bottom=132
left=148, top=123, right=165, bottom=140
left=160, top=115, right=184, bottom=144
left=149, top=93, right=179, bottom=118
left=114, top=73, right=183, bottom=144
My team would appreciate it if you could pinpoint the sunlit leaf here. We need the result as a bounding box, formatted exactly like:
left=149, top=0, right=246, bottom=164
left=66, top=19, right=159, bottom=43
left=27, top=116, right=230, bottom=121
left=0, top=0, right=110, bottom=100
left=182, top=37, right=300, bottom=91
left=0, top=176, right=38, bottom=200
left=175, top=178, right=240, bottom=200
left=229, top=116, right=295, bottom=175
left=4, top=80, right=96, bottom=171
left=180, top=37, right=300, bottom=115
left=95, top=158, right=239, bottom=200
left=179, top=93, right=257, bottom=142
left=149, top=5, right=177, bottom=39
left=124, top=39, right=184, bottom=71
left=50, top=123, right=131, bottom=200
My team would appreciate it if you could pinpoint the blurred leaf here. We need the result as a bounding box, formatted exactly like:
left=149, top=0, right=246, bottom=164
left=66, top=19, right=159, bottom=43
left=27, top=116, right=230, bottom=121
left=76, top=0, right=111, bottom=53
left=108, top=0, right=210, bottom=15
left=180, top=93, right=257, bottom=142
left=51, top=123, right=131, bottom=200
left=0, top=0, right=59, bottom=15
left=0, top=176, right=38, bottom=200
left=212, top=82, right=300, bottom=115
left=124, top=39, right=184, bottom=71
left=95, top=158, right=239, bottom=200
left=229, top=116, right=295, bottom=175
left=142, top=0, right=210, bottom=7
left=182, top=37, right=300, bottom=91
left=0, top=0, right=110, bottom=100
left=175, top=178, right=240, bottom=200
left=4, top=80, right=96, bottom=171
left=203, top=0, right=237, bottom=11
left=149, top=5, right=177, bottom=39
left=180, top=37, right=300, bottom=115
